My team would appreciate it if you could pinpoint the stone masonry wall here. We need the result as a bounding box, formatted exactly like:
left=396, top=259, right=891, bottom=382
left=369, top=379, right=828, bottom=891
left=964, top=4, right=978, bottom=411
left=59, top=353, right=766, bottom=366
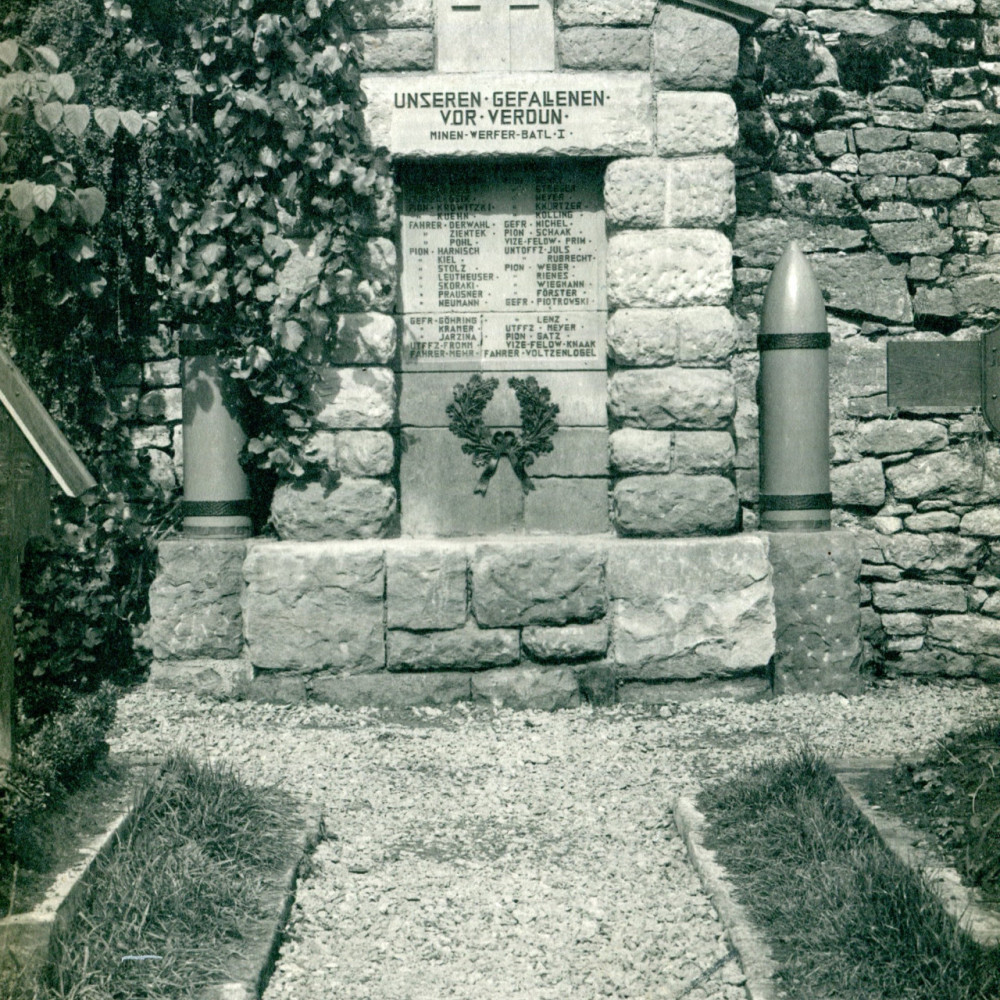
left=732, top=0, right=1000, bottom=680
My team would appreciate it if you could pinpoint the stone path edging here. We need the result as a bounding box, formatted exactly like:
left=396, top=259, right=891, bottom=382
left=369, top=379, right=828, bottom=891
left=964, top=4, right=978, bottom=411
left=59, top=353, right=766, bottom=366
left=674, top=796, right=780, bottom=1000
left=833, top=765, right=1000, bottom=948
left=202, top=808, right=325, bottom=1000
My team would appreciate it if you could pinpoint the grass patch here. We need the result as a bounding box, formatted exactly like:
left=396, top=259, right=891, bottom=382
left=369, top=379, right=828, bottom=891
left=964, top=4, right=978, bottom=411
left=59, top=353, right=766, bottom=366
left=868, top=717, right=1000, bottom=907
left=698, top=749, right=1000, bottom=1000
left=7, top=753, right=301, bottom=1000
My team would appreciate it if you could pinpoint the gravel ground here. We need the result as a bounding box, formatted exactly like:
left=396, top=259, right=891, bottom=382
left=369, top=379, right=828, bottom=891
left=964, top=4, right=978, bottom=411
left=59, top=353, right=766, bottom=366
left=109, top=678, right=1000, bottom=1000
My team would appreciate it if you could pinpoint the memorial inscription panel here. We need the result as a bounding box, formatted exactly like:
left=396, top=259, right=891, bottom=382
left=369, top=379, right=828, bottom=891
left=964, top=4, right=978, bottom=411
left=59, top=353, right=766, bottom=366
left=397, top=161, right=609, bottom=536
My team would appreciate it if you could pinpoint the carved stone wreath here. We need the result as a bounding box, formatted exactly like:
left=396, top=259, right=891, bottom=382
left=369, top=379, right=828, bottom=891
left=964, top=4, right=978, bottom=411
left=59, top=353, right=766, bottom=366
left=446, top=374, right=559, bottom=495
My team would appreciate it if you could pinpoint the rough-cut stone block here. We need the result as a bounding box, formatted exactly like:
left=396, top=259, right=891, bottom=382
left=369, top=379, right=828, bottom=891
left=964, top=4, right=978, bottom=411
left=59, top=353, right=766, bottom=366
left=810, top=253, right=913, bottom=324
left=734, top=217, right=866, bottom=266
left=608, top=306, right=737, bottom=366
left=887, top=451, right=1000, bottom=504
left=607, top=536, right=775, bottom=679
left=905, top=511, right=960, bottom=533
left=908, top=176, right=962, bottom=201
left=961, top=507, right=1000, bottom=536
left=617, top=676, right=768, bottom=704
left=269, top=478, right=396, bottom=540
left=604, top=157, right=668, bottom=227
left=558, top=27, right=650, bottom=70
left=856, top=419, right=947, bottom=455
left=913, top=286, right=957, bottom=318
left=311, top=672, right=473, bottom=709
left=928, top=615, right=1000, bottom=655
left=859, top=150, right=939, bottom=176
left=652, top=5, right=739, bottom=90
left=555, top=0, right=657, bottom=25
left=342, top=0, right=433, bottom=28
left=608, top=229, right=732, bottom=308
left=664, top=156, right=735, bottom=228
left=871, top=581, right=967, bottom=613
left=879, top=532, right=984, bottom=575
left=386, top=545, right=468, bottom=630
left=148, top=658, right=252, bottom=697
left=331, top=430, right=395, bottom=477
left=672, top=432, right=735, bottom=474
left=772, top=172, right=856, bottom=217
left=312, top=366, right=396, bottom=429
left=326, top=313, right=397, bottom=365
left=830, top=338, right=889, bottom=418
left=870, top=220, right=954, bottom=255
left=610, top=429, right=673, bottom=473
left=853, top=126, right=908, bottom=152
left=871, top=0, right=974, bottom=12
left=471, top=542, right=606, bottom=626
left=138, top=387, right=181, bottom=423
left=608, top=368, right=736, bottom=429
left=656, top=92, right=737, bottom=156
left=522, top=622, right=609, bottom=661
left=148, top=540, right=246, bottom=660
left=388, top=624, right=519, bottom=671
left=612, top=474, right=738, bottom=536
left=242, top=541, right=384, bottom=672
left=248, top=672, right=308, bottom=704
left=471, top=666, right=580, bottom=710
left=954, top=274, right=1000, bottom=315
left=355, top=29, right=434, bottom=70
left=832, top=458, right=885, bottom=507
left=523, top=478, right=610, bottom=535
left=768, top=531, right=862, bottom=695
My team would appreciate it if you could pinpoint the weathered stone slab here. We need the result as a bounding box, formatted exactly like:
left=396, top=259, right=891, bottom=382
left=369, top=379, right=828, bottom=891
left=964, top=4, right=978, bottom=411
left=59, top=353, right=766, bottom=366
left=470, top=666, right=580, bottom=710
left=672, top=431, right=735, bottom=474
left=607, top=536, right=775, bottom=680
left=555, top=0, right=657, bottom=26
left=859, top=150, right=939, bottom=176
left=879, top=532, right=985, bottom=574
left=355, top=29, right=434, bottom=71
left=608, top=368, right=736, bottom=429
left=831, top=458, right=886, bottom=507
left=652, top=5, right=739, bottom=90
left=617, top=675, right=768, bottom=704
left=856, top=419, right=947, bottom=456
left=270, top=479, right=396, bottom=540
left=960, top=507, right=1000, bottom=536
left=386, top=544, right=468, bottom=630
left=388, top=623, right=520, bottom=670
left=363, top=72, right=654, bottom=157
left=810, top=253, right=913, bottom=324
left=768, top=531, right=862, bottom=695
left=523, top=478, right=610, bottom=534
left=886, top=451, right=1000, bottom=504
left=521, top=622, right=609, bottom=661
left=148, top=658, right=252, bottom=698
left=830, top=338, right=889, bottom=418
left=325, top=313, right=397, bottom=365
left=607, top=306, right=738, bottom=367
left=608, top=230, right=732, bottom=308
left=611, top=474, right=739, bottom=536
left=311, top=672, right=473, bottom=709
left=148, top=540, right=246, bottom=660
left=734, top=217, right=867, bottom=267
left=610, top=429, right=673, bottom=473
left=604, top=156, right=735, bottom=228
left=893, top=648, right=1000, bottom=682
left=871, top=581, right=968, bottom=613
left=558, top=27, right=650, bottom=70
left=870, top=220, right=954, bottom=255
left=656, top=93, right=738, bottom=156
left=471, top=542, right=606, bottom=626
left=928, top=615, right=1000, bottom=654
left=312, top=366, right=396, bottom=429
left=242, top=541, right=384, bottom=672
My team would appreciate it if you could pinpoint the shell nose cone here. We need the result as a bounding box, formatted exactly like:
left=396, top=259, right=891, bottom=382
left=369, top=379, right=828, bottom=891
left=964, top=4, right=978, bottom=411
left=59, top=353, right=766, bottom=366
left=761, top=241, right=828, bottom=335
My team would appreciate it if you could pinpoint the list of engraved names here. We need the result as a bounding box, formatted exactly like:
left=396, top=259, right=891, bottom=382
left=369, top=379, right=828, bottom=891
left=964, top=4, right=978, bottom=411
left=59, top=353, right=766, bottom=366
left=400, top=163, right=606, bottom=371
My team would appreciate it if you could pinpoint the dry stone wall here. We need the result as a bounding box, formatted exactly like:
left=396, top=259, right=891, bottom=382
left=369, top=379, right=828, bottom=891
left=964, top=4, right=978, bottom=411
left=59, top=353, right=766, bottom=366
left=732, top=0, right=1000, bottom=680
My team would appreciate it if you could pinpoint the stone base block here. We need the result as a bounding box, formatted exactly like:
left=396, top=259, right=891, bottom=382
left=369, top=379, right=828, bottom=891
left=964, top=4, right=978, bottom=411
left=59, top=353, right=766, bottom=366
left=148, top=658, right=252, bottom=697
left=769, top=531, right=863, bottom=695
left=612, top=474, right=739, bottom=536
left=388, top=624, right=520, bottom=671
left=617, top=675, right=769, bottom=705
left=471, top=666, right=581, bottom=710
left=270, top=478, right=396, bottom=540
left=311, top=672, right=473, bottom=709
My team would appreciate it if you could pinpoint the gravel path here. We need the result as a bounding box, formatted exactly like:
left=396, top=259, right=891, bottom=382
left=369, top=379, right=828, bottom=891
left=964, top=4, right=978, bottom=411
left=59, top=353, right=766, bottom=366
left=109, top=678, right=1000, bottom=1000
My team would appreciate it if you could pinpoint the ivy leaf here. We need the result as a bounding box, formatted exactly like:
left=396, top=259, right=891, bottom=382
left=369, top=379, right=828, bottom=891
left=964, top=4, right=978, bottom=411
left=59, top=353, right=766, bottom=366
left=36, top=101, right=63, bottom=131
left=35, top=46, right=60, bottom=69
left=67, top=236, right=96, bottom=261
left=119, top=109, right=144, bottom=136
left=0, top=40, right=18, bottom=67
left=33, top=184, right=57, bottom=212
left=51, top=72, right=75, bottom=100
left=200, top=242, right=226, bottom=265
left=255, top=282, right=279, bottom=302
left=8, top=179, right=35, bottom=211
left=63, top=103, right=91, bottom=137
left=75, top=187, right=107, bottom=225
left=94, top=106, right=120, bottom=137
left=280, top=319, right=305, bottom=351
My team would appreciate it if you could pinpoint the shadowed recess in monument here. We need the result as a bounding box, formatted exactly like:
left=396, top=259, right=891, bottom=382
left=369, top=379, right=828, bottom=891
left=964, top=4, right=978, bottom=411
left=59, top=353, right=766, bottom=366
left=396, top=159, right=609, bottom=536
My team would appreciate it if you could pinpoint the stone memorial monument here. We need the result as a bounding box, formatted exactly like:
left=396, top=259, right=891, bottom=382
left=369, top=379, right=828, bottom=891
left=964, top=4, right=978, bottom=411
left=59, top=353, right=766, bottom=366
left=147, top=0, right=865, bottom=708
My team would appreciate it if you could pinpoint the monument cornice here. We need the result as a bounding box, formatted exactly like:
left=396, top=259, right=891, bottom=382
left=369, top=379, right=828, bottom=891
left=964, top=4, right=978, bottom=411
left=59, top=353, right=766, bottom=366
left=675, top=0, right=777, bottom=29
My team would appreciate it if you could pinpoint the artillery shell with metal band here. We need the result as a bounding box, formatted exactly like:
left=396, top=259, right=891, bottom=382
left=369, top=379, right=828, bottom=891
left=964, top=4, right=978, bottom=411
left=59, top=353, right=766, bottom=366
left=757, top=242, right=831, bottom=532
